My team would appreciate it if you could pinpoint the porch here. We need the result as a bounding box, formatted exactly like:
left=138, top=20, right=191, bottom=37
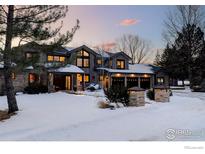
left=48, top=64, right=85, bottom=91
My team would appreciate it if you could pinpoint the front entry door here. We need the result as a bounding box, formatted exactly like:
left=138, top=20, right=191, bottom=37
left=65, top=76, right=71, bottom=90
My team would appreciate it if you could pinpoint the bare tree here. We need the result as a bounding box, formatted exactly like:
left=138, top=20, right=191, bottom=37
left=0, top=5, right=79, bottom=113
left=163, top=5, right=205, bottom=43
left=116, top=34, right=150, bottom=64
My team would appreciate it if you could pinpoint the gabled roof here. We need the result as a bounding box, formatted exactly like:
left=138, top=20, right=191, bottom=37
left=110, top=52, right=131, bottom=60
left=67, top=45, right=100, bottom=56
left=48, top=64, right=84, bottom=73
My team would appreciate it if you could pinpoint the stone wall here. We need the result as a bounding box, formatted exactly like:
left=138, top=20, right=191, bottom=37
left=129, top=89, right=145, bottom=107
left=154, top=88, right=170, bottom=102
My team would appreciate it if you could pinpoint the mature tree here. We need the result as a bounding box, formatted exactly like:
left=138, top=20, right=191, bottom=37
left=153, top=50, right=162, bottom=66
left=0, top=5, right=79, bottom=113
left=174, top=24, right=204, bottom=87
left=116, top=34, right=151, bottom=64
left=163, top=5, right=205, bottom=43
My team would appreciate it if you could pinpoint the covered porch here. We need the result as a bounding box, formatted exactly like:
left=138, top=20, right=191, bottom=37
left=97, top=68, right=154, bottom=90
left=48, top=64, right=85, bottom=91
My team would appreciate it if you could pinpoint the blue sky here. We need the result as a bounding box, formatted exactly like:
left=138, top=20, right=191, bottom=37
left=63, top=5, right=175, bottom=49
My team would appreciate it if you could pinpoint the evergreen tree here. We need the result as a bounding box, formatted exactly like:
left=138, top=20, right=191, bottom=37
left=0, top=5, right=79, bottom=113
left=174, top=24, right=204, bottom=87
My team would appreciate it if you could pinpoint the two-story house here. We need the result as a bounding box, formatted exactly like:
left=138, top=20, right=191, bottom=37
left=0, top=42, right=169, bottom=95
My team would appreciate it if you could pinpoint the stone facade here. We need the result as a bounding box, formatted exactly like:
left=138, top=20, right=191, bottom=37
left=128, top=87, right=145, bottom=106
left=154, top=86, right=170, bottom=102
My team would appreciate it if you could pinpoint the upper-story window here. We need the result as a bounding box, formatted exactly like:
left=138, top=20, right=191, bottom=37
left=116, top=59, right=125, bottom=69
left=76, top=50, right=90, bottom=68
left=97, top=59, right=102, bottom=65
left=25, top=52, right=37, bottom=60
left=47, top=55, right=65, bottom=62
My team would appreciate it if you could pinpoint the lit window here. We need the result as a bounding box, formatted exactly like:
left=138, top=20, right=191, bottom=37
left=77, top=58, right=83, bottom=67
left=97, top=59, right=102, bottom=65
left=116, top=59, right=125, bottom=69
left=83, top=51, right=89, bottom=57
left=26, top=53, right=32, bottom=59
left=54, top=56, right=59, bottom=61
left=12, top=73, right=16, bottom=80
left=29, top=73, right=38, bottom=84
left=157, top=77, right=164, bottom=85
left=83, top=59, right=89, bottom=67
left=47, top=55, right=53, bottom=61
left=99, top=75, right=103, bottom=81
left=84, top=75, right=90, bottom=82
left=77, top=74, right=83, bottom=82
left=76, top=50, right=90, bottom=68
left=59, top=56, right=65, bottom=62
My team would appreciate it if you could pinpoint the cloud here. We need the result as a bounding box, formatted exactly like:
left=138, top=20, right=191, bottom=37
left=120, top=19, right=140, bottom=26
left=94, top=42, right=116, bottom=51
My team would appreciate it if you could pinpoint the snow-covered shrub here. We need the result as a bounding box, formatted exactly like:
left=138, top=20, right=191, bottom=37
left=146, top=89, right=154, bottom=100
left=104, top=85, right=129, bottom=107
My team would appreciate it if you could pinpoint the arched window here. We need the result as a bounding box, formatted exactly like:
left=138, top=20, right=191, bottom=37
left=76, top=50, right=90, bottom=68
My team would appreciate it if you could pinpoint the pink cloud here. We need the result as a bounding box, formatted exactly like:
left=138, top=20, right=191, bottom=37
left=94, top=42, right=116, bottom=51
left=120, top=19, right=140, bottom=26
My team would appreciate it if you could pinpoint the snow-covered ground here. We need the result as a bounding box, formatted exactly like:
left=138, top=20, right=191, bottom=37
left=0, top=89, right=205, bottom=141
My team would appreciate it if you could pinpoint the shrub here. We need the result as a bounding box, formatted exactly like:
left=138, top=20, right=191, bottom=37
left=88, top=86, right=96, bottom=92
left=24, top=83, right=48, bottom=94
left=146, top=89, right=154, bottom=100
left=104, top=85, right=129, bottom=107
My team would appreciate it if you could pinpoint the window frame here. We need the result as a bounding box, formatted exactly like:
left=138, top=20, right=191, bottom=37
left=47, top=55, right=65, bottom=62
left=76, top=50, right=90, bottom=68
left=157, top=77, right=165, bottom=85
left=116, top=59, right=125, bottom=69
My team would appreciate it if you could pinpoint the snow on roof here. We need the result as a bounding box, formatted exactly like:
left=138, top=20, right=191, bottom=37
left=0, top=61, right=16, bottom=68
left=129, top=64, right=154, bottom=74
left=97, top=64, right=154, bottom=74
left=49, top=64, right=84, bottom=73
left=25, top=66, right=34, bottom=70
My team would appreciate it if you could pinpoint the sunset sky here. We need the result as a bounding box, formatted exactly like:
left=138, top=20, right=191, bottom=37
left=64, top=5, right=175, bottom=51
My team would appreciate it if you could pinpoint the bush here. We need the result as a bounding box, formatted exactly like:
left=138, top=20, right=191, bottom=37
left=24, top=83, right=48, bottom=94
left=146, top=89, right=154, bottom=100
left=104, top=85, right=129, bottom=107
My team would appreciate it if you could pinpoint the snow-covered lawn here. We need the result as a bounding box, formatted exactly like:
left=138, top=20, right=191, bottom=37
left=0, top=90, right=205, bottom=141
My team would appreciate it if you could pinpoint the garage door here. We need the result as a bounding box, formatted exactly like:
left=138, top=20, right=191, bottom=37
left=112, top=77, right=125, bottom=88
left=140, top=77, right=150, bottom=89
left=127, top=77, right=138, bottom=88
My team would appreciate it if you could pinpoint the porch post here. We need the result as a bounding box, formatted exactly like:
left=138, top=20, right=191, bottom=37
left=109, top=74, right=112, bottom=88
left=71, top=74, right=74, bottom=91
left=124, top=75, right=127, bottom=87
left=83, top=73, right=85, bottom=91
left=138, top=76, right=141, bottom=88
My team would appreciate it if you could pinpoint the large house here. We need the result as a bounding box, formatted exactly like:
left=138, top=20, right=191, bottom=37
left=0, top=42, right=169, bottom=95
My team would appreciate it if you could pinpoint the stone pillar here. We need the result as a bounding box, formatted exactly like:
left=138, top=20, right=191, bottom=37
left=154, top=85, right=170, bottom=102
left=128, top=87, right=145, bottom=107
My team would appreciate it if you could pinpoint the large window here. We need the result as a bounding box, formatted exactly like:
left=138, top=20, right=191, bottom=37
left=25, top=52, right=37, bottom=60
left=84, top=74, right=90, bottom=83
left=116, top=59, right=125, bottom=69
left=47, top=55, right=65, bottom=62
left=76, top=50, right=90, bottom=68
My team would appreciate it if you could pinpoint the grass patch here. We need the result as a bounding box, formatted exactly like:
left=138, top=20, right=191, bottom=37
left=0, top=110, right=16, bottom=122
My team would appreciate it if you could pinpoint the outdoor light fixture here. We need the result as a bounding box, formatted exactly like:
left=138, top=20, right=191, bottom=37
left=130, top=74, right=135, bottom=77
left=116, top=73, right=121, bottom=77
left=144, top=74, right=148, bottom=78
